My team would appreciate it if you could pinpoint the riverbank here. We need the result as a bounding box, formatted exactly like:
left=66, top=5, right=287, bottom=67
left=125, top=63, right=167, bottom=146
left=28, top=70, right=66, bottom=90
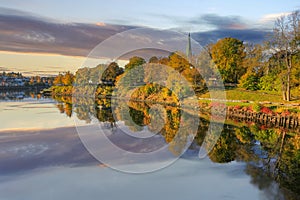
left=199, top=88, right=300, bottom=104
left=47, top=85, right=300, bottom=128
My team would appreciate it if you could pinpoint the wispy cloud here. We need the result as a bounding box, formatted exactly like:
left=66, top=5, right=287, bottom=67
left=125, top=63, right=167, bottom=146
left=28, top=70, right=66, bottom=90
left=259, top=12, right=292, bottom=23
left=0, top=7, right=136, bottom=57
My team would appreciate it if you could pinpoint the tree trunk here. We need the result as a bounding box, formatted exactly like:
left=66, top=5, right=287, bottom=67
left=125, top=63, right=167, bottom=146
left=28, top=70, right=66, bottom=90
left=286, top=55, right=292, bottom=101
left=282, top=77, right=287, bottom=101
left=274, top=131, right=286, bottom=175
left=286, top=68, right=291, bottom=101
left=284, top=52, right=290, bottom=101
left=282, top=90, right=287, bottom=101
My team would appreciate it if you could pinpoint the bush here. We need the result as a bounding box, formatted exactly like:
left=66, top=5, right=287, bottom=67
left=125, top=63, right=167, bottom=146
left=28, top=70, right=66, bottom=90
left=259, top=74, right=281, bottom=91
left=239, top=73, right=260, bottom=91
left=261, top=106, right=273, bottom=114
left=234, top=105, right=241, bottom=110
left=282, top=110, right=291, bottom=116
left=252, top=103, right=262, bottom=112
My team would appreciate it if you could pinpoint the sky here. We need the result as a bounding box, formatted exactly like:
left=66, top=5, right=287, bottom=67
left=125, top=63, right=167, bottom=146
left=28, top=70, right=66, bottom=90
left=0, top=0, right=299, bottom=75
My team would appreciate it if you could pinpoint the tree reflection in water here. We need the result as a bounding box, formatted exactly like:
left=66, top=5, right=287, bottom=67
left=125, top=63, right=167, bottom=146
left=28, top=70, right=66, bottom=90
left=209, top=125, right=300, bottom=199
left=54, top=96, right=300, bottom=199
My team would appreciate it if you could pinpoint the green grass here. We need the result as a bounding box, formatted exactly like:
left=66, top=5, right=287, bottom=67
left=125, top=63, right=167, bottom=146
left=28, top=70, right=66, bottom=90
left=200, top=88, right=300, bottom=103
left=224, top=101, right=252, bottom=107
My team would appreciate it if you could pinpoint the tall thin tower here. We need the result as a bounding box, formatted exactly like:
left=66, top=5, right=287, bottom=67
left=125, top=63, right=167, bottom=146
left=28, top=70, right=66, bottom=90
left=186, top=33, right=192, bottom=60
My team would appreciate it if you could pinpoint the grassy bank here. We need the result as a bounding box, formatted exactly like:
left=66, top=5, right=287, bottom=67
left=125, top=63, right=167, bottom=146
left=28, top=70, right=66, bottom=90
left=48, top=85, right=300, bottom=115
left=199, top=88, right=300, bottom=104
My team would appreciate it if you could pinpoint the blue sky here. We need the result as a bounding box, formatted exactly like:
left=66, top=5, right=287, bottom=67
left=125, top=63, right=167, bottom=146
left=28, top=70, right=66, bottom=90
left=1, top=0, right=299, bottom=29
left=0, top=0, right=299, bottom=75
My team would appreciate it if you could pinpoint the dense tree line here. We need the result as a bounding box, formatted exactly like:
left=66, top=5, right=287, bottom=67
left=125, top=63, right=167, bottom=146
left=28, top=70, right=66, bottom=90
left=51, top=11, right=300, bottom=101
left=207, top=11, right=300, bottom=101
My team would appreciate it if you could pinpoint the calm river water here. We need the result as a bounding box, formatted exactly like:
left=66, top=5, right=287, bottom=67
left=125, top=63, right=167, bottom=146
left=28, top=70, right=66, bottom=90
left=0, top=93, right=299, bottom=200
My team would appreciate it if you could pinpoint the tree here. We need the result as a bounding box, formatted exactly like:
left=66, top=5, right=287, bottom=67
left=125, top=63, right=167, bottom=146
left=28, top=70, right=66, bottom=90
left=239, top=44, right=265, bottom=90
left=196, top=46, right=215, bottom=79
left=101, top=62, right=123, bottom=83
left=239, top=73, right=260, bottom=90
left=208, top=129, right=238, bottom=163
left=210, top=37, right=246, bottom=83
left=168, top=52, right=190, bottom=73
left=159, top=57, right=169, bottom=65
left=125, top=56, right=146, bottom=71
left=62, top=71, right=74, bottom=86
left=149, top=56, right=159, bottom=63
left=29, top=76, right=35, bottom=85
left=124, top=56, right=146, bottom=84
left=268, top=11, right=300, bottom=101
left=36, top=76, right=41, bottom=84
left=53, top=73, right=63, bottom=86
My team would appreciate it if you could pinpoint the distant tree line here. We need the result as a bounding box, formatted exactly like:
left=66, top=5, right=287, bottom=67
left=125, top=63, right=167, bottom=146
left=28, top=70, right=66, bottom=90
left=1, top=71, right=53, bottom=86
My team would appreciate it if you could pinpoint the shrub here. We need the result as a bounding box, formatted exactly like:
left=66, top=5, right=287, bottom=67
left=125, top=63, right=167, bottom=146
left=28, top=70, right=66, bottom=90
left=259, top=74, right=281, bottom=91
left=252, top=103, right=261, bottom=112
left=274, top=106, right=286, bottom=114
left=234, top=105, right=241, bottom=110
left=239, top=73, right=260, bottom=91
left=247, top=106, right=253, bottom=112
left=282, top=110, right=291, bottom=116
left=261, top=106, right=273, bottom=115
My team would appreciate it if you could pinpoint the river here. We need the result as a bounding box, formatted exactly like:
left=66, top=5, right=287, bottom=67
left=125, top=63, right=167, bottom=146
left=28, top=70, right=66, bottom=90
left=0, top=92, right=299, bottom=200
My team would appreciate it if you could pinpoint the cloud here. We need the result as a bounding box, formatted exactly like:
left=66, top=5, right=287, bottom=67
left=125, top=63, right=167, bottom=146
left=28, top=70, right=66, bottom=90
left=0, top=7, right=269, bottom=58
left=0, top=7, right=137, bottom=57
left=259, top=12, right=292, bottom=23
left=192, top=28, right=268, bottom=46
left=188, top=14, right=248, bottom=30
left=96, top=22, right=106, bottom=26
left=177, top=14, right=269, bottom=45
left=0, top=126, right=98, bottom=175
left=149, top=13, right=269, bottom=44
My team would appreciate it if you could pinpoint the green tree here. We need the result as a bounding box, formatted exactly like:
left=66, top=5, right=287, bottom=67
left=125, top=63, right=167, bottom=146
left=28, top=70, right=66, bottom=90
left=239, top=73, right=260, bottom=90
left=267, top=11, right=300, bottom=101
left=210, top=37, right=246, bottom=83
left=101, top=62, right=123, bottom=83
left=124, top=56, right=146, bottom=84
left=208, top=129, right=238, bottom=163
left=125, top=56, right=146, bottom=71
left=239, top=44, right=265, bottom=90
left=259, top=73, right=281, bottom=91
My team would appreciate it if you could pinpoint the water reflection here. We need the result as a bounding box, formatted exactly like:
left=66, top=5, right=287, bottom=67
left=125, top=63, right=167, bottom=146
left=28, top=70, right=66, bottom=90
left=52, top=96, right=300, bottom=199
left=0, top=94, right=299, bottom=199
left=0, top=90, right=45, bottom=100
